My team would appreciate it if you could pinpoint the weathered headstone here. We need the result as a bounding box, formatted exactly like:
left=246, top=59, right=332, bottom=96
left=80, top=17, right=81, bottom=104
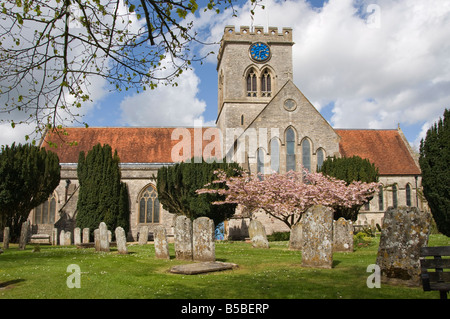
left=174, top=215, right=193, bottom=260
left=18, top=221, right=29, bottom=250
left=300, top=205, right=334, bottom=269
left=193, top=217, right=215, bottom=262
left=64, top=231, right=72, bottom=246
left=138, top=225, right=149, bottom=245
left=82, top=228, right=90, bottom=243
left=3, top=227, right=10, bottom=249
left=115, top=227, right=128, bottom=254
left=376, top=206, right=432, bottom=286
left=60, top=230, right=66, bottom=246
left=52, top=228, right=58, bottom=245
left=289, top=222, right=302, bottom=250
left=333, top=218, right=353, bottom=252
left=74, top=227, right=81, bottom=245
left=248, top=220, right=269, bottom=249
left=99, top=222, right=110, bottom=252
left=94, top=229, right=100, bottom=251
left=154, top=225, right=170, bottom=259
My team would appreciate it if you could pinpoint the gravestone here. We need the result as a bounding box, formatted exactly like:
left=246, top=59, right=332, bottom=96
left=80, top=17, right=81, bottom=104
left=3, top=227, right=10, bottom=249
left=289, top=222, right=302, bottom=250
left=99, top=222, right=110, bottom=252
left=333, top=218, right=353, bottom=252
left=74, top=227, right=81, bottom=245
left=193, top=217, right=215, bottom=262
left=60, top=230, right=66, bottom=246
left=138, top=225, right=149, bottom=245
left=174, top=215, right=193, bottom=260
left=154, top=225, right=170, bottom=259
left=18, top=221, right=29, bottom=250
left=376, top=206, right=432, bottom=286
left=64, top=231, right=72, bottom=246
left=248, top=220, right=269, bottom=249
left=52, top=228, right=58, bottom=245
left=115, top=227, right=128, bottom=254
left=300, top=205, right=334, bottom=269
left=82, top=228, right=90, bottom=243
left=94, top=229, right=100, bottom=251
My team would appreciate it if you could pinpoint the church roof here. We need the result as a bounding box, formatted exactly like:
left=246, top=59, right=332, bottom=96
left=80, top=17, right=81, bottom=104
left=42, top=127, right=421, bottom=176
left=335, top=129, right=421, bottom=176
left=41, top=127, right=220, bottom=164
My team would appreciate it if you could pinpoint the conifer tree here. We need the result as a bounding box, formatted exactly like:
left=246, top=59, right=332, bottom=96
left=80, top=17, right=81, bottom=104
left=156, top=158, right=240, bottom=228
left=319, top=155, right=379, bottom=221
left=419, top=109, right=450, bottom=236
left=76, top=144, right=130, bottom=239
left=0, top=143, right=60, bottom=241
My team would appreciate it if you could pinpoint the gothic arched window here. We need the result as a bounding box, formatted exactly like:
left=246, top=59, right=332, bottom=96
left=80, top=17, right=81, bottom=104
left=286, top=128, right=296, bottom=172
left=392, top=184, right=398, bottom=209
left=257, top=148, right=265, bottom=178
left=270, top=138, right=280, bottom=173
left=406, top=184, right=412, bottom=207
left=378, top=186, right=384, bottom=211
left=317, top=148, right=325, bottom=171
left=246, top=68, right=257, bottom=97
left=34, top=193, right=57, bottom=224
left=261, top=68, right=272, bottom=97
left=302, top=139, right=311, bottom=172
left=139, top=185, right=160, bottom=224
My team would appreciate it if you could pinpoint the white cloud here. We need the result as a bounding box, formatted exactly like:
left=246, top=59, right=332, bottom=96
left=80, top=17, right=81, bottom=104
left=119, top=59, right=212, bottom=127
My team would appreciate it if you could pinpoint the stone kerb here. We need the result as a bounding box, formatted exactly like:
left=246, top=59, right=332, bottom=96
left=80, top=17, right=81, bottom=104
left=154, top=225, right=170, bottom=259
left=376, top=206, right=432, bottom=286
left=333, top=218, right=353, bottom=252
left=300, top=205, right=334, bottom=269
left=174, top=215, right=193, bottom=260
left=193, top=217, right=215, bottom=262
left=248, top=220, right=269, bottom=249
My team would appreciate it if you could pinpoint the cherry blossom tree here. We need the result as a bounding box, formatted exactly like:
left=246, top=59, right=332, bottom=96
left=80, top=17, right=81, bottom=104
left=197, top=167, right=380, bottom=229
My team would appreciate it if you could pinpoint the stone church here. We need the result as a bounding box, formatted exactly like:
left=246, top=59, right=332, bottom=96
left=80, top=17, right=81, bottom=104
left=32, top=26, right=425, bottom=242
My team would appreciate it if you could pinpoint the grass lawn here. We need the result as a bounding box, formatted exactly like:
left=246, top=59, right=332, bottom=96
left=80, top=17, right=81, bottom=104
left=0, top=234, right=449, bottom=299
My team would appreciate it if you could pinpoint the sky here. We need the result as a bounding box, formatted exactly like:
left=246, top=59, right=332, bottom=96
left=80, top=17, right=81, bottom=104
left=2, top=0, right=450, bottom=151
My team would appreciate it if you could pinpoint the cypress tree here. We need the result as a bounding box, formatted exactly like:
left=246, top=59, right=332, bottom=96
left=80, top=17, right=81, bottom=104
left=319, top=155, right=379, bottom=221
left=419, top=109, right=450, bottom=236
left=76, top=144, right=130, bottom=239
left=0, top=143, right=60, bottom=241
left=156, top=158, right=240, bottom=228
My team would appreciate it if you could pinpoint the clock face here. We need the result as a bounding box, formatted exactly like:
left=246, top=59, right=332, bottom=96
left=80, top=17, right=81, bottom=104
left=250, top=42, right=270, bottom=62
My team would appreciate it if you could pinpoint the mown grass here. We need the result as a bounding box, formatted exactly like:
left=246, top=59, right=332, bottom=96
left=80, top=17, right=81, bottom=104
left=0, top=234, right=449, bottom=299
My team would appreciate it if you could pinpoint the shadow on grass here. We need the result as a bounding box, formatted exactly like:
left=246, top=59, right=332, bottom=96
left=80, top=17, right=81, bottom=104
left=0, top=279, right=25, bottom=289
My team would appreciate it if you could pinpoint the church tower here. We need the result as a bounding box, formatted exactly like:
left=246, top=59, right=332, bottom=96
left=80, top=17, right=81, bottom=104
left=216, top=26, right=294, bottom=133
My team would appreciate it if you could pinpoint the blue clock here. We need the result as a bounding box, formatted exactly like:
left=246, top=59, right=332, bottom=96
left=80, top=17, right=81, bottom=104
left=250, top=42, right=270, bottom=62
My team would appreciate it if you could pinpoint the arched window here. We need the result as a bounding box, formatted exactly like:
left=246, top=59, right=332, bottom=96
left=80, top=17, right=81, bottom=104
left=34, top=193, right=57, bottom=224
left=317, top=149, right=325, bottom=171
left=139, top=185, right=160, bottom=224
left=406, top=184, right=412, bottom=207
left=302, top=139, right=311, bottom=172
left=246, top=68, right=257, bottom=97
left=261, top=68, right=272, bottom=97
left=392, top=184, right=398, bottom=209
left=378, top=186, right=384, bottom=211
left=286, top=128, right=296, bottom=172
left=257, top=148, right=265, bottom=178
left=270, top=138, right=280, bottom=173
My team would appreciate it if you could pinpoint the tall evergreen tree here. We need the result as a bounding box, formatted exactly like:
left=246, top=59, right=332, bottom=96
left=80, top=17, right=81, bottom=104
left=0, top=143, right=60, bottom=241
left=76, top=144, right=130, bottom=239
left=156, top=158, right=241, bottom=228
left=319, top=155, right=379, bottom=221
left=419, top=109, right=450, bottom=236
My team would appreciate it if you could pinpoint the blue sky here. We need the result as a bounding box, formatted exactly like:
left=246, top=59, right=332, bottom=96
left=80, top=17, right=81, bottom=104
left=2, top=0, right=450, bottom=150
